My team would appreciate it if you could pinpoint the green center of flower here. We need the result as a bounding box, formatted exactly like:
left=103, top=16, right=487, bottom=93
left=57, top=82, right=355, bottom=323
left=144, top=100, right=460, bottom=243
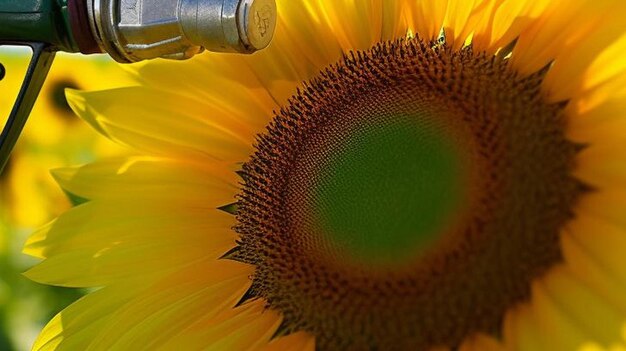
left=49, top=79, right=80, bottom=117
left=313, top=119, right=463, bottom=265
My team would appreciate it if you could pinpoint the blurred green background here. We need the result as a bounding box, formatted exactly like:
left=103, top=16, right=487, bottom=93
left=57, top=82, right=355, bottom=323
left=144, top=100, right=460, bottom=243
left=0, top=48, right=131, bottom=350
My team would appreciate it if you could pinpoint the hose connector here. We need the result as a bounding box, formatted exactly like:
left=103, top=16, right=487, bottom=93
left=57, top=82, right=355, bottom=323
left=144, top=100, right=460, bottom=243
left=88, top=0, right=277, bottom=63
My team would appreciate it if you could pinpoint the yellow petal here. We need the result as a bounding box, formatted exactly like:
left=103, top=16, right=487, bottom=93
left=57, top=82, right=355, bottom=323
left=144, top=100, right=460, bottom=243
left=24, top=199, right=235, bottom=259
left=561, top=231, right=626, bottom=333
left=576, top=189, right=626, bottom=229
left=24, top=202, right=236, bottom=287
left=510, top=0, right=616, bottom=77
left=50, top=156, right=238, bottom=205
left=380, top=0, right=411, bottom=41
left=274, top=1, right=343, bottom=72
left=503, top=304, right=544, bottom=351
left=85, top=259, right=254, bottom=351
left=443, top=0, right=490, bottom=49
left=158, top=299, right=282, bottom=351
left=579, top=343, right=626, bottom=351
left=576, top=32, right=626, bottom=95
left=542, top=2, right=626, bottom=102
left=541, top=267, right=626, bottom=348
left=563, top=213, right=626, bottom=303
left=66, top=88, right=256, bottom=162
left=261, top=332, right=316, bottom=351
left=527, top=274, right=590, bottom=350
left=128, top=56, right=278, bottom=125
left=459, top=333, right=506, bottom=351
left=314, top=0, right=407, bottom=52
left=574, top=144, right=626, bottom=189
left=567, top=77, right=626, bottom=121
left=472, top=0, right=551, bottom=54
left=568, top=110, right=626, bottom=148
left=405, top=0, right=448, bottom=40
left=32, top=283, right=144, bottom=351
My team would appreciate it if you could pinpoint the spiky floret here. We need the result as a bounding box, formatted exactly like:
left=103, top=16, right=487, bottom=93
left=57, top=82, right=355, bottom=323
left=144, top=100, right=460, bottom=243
left=233, top=37, right=584, bottom=350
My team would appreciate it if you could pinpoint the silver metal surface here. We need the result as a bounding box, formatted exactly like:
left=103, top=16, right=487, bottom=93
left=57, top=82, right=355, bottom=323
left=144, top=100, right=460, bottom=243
left=88, top=0, right=277, bottom=63
left=237, top=0, right=276, bottom=51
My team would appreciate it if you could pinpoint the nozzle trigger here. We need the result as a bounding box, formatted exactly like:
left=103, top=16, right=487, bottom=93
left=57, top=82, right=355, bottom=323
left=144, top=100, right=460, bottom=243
left=0, top=42, right=56, bottom=174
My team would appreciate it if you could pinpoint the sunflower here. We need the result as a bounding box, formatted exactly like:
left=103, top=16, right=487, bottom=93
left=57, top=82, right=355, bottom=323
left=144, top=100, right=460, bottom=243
left=24, top=0, right=626, bottom=350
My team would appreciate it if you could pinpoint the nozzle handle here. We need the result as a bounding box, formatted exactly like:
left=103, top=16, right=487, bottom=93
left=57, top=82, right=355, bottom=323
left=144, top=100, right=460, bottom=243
left=0, top=42, right=56, bottom=173
left=0, top=0, right=79, bottom=52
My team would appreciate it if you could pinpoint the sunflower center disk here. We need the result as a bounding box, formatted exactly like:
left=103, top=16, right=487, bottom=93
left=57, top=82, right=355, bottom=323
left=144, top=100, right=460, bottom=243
left=235, top=38, right=584, bottom=350
left=311, top=114, right=464, bottom=266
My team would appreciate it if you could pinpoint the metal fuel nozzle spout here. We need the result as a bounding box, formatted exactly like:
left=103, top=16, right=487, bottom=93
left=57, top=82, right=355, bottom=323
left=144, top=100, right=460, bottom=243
left=90, top=0, right=277, bottom=62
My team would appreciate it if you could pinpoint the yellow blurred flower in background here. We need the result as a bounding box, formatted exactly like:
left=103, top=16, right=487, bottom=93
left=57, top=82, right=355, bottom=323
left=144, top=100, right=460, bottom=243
left=0, top=51, right=131, bottom=350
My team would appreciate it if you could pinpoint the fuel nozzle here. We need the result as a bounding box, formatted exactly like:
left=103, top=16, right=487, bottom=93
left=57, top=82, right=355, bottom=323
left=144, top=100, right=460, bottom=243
left=0, top=0, right=277, bottom=172
left=88, top=0, right=277, bottom=62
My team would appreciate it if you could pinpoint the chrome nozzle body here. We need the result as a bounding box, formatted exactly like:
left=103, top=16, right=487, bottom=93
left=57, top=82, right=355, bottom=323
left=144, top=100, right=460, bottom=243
left=88, top=0, right=276, bottom=62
